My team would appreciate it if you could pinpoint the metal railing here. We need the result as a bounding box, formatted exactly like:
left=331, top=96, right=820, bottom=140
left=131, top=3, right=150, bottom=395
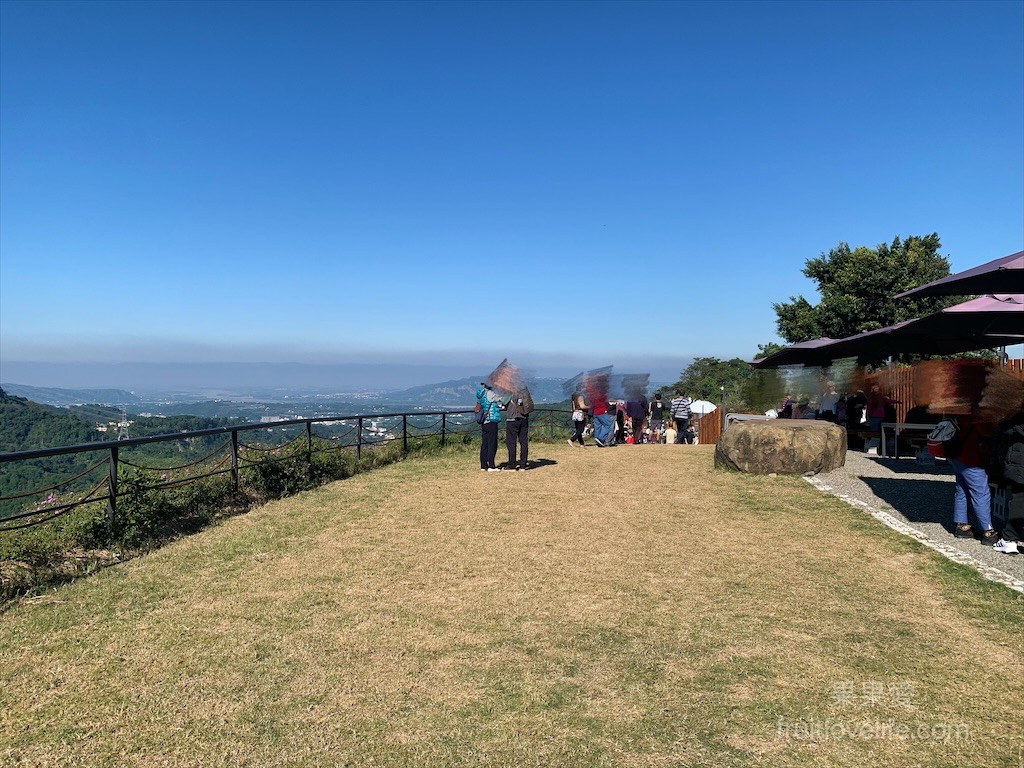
left=0, top=407, right=572, bottom=533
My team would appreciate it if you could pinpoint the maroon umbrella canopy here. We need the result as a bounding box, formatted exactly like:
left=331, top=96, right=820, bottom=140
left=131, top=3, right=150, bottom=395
left=749, top=295, right=1024, bottom=369
left=748, top=338, right=841, bottom=368
left=895, top=251, right=1024, bottom=298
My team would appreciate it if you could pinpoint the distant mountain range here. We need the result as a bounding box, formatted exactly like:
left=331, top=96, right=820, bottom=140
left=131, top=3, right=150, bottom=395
left=1, top=383, right=141, bottom=407
left=386, top=377, right=569, bottom=407
left=2, top=373, right=678, bottom=414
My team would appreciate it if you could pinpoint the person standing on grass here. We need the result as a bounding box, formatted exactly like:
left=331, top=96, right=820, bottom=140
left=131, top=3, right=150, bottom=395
left=568, top=391, right=589, bottom=447
left=670, top=390, right=692, bottom=444
left=504, top=392, right=530, bottom=471
left=649, top=393, right=666, bottom=436
left=590, top=390, right=613, bottom=447
left=626, top=396, right=647, bottom=444
left=476, top=382, right=502, bottom=471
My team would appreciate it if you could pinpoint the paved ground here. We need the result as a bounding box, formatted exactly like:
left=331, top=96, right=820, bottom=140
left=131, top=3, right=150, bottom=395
left=813, top=451, right=1023, bottom=590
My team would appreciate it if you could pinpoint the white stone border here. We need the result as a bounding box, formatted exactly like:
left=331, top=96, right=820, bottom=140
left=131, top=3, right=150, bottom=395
left=805, top=477, right=1024, bottom=594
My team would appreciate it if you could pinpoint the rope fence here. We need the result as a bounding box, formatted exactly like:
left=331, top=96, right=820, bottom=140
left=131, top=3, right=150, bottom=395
left=0, top=407, right=573, bottom=534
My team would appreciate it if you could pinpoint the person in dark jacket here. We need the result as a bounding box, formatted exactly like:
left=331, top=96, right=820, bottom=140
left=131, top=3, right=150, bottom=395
left=503, top=393, right=530, bottom=470
left=990, top=411, right=1024, bottom=554
left=625, top=397, right=648, bottom=444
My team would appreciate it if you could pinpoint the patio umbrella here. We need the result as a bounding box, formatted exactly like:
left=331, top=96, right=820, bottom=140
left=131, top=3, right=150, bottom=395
left=749, top=296, right=1024, bottom=369
left=894, top=251, right=1024, bottom=298
left=748, top=338, right=841, bottom=369
left=688, top=399, right=717, bottom=415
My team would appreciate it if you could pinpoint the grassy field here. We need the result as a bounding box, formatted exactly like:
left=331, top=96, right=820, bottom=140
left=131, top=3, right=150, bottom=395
left=1, top=442, right=1021, bottom=768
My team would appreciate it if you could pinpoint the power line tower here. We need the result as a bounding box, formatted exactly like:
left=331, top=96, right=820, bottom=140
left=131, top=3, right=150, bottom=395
left=117, top=407, right=131, bottom=441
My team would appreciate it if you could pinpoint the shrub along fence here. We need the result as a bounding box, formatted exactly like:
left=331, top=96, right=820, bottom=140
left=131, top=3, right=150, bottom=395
left=0, top=407, right=575, bottom=597
left=0, top=408, right=574, bottom=537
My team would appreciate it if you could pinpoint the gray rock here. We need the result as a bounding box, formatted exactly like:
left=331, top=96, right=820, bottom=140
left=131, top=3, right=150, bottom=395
left=714, top=420, right=847, bottom=475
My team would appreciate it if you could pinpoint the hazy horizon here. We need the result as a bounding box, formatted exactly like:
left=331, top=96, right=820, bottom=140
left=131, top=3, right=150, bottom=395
left=0, top=357, right=691, bottom=394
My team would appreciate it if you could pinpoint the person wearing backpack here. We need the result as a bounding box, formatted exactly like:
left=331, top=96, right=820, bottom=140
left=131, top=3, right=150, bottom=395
left=947, top=413, right=1000, bottom=546
left=476, top=383, right=503, bottom=471
left=503, top=389, right=533, bottom=471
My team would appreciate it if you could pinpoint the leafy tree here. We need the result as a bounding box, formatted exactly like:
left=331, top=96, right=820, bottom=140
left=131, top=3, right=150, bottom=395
left=755, top=341, right=785, bottom=360
left=671, top=357, right=773, bottom=412
left=773, top=234, right=955, bottom=343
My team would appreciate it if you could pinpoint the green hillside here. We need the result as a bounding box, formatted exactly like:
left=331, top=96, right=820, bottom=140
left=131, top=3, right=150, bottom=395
left=0, top=387, right=100, bottom=453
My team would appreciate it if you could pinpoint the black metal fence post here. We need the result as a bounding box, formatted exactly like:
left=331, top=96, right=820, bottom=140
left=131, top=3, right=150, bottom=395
left=231, top=429, right=239, bottom=492
left=402, top=415, right=408, bottom=453
left=106, top=445, right=118, bottom=536
left=305, top=422, right=313, bottom=480
left=357, top=417, right=363, bottom=460
left=441, top=413, right=447, bottom=447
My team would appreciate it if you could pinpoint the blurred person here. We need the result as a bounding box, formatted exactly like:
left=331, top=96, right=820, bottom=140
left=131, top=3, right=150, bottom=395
left=670, top=391, right=692, bottom=443
left=503, top=392, right=530, bottom=471
left=590, top=389, right=613, bottom=447
left=947, top=412, right=999, bottom=546
left=684, top=423, right=698, bottom=444
left=778, top=395, right=794, bottom=419
left=649, top=393, right=666, bottom=435
left=847, top=389, right=867, bottom=426
left=614, top=403, right=626, bottom=444
left=866, top=384, right=899, bottom=433
left=568, top=391, right=589, bottom=447
left=476, top=382, right=503, bottom=471
left=625, top=396, right=647, bottom=445
left=990, top=411, right=1024, bottom=555
left=818, top=381, right=840, bottom=422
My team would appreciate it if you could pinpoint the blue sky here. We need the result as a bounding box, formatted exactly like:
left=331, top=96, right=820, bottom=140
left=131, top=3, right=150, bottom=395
left=1, top=0, right=1022, bottom=387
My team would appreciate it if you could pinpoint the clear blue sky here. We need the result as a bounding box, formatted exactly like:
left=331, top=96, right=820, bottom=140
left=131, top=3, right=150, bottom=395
left=1, top=0, right=1022, bottom=386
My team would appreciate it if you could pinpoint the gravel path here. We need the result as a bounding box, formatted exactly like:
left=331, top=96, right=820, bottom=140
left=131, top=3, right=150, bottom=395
left=810, top=451, right=1024, bottom=593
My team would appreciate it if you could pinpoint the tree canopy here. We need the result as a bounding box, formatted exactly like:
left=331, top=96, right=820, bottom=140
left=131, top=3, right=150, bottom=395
left=671, top=357, right=778, bottom=412
left=773, top=234, right=955, bottom=344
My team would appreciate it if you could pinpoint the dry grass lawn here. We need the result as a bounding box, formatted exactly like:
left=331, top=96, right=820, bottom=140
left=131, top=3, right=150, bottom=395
left=1, top=443, right=1022, bottom=767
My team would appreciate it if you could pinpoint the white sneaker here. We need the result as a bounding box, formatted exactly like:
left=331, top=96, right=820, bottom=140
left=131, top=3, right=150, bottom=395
left=993, top=538, right=1020, bottom=555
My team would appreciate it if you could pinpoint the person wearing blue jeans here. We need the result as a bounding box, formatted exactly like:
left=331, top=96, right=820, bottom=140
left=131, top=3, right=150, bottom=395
left=594, top=413, right=613, bottom=447
left=948, top=415, right=999, bottom=545
left=949, top=458, right=994, bottom=537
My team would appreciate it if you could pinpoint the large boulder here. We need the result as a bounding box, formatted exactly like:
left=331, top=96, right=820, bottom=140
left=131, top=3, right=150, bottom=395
left=714, top=420, right=846, bottom=475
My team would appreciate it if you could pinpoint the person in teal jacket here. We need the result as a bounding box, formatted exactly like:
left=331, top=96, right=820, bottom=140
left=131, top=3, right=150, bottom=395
left=477, top=383, right=503, bottom=470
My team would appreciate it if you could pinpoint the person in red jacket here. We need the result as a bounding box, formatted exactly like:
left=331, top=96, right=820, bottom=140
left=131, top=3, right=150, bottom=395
left=948, top=413, right=999, bottom=545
